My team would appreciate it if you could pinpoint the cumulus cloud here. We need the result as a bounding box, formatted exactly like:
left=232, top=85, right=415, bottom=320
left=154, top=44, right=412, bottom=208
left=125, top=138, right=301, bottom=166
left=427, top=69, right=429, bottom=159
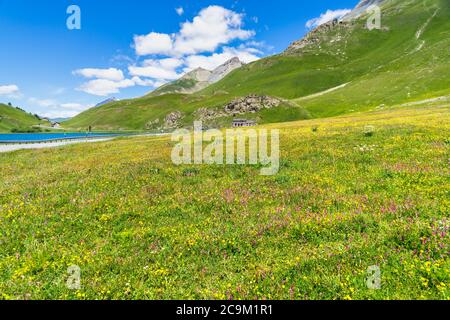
left=128, top=58, right=183, bottom=80
left=28, top=98, right=91, bottom=118
left=176, top=7, right=184, bottom=16
left=134, top=32, right=174, bottom=56
left=73, top=6, right=264, bottom=95
left=131, top=76, right=155, bottom=87
left=173, top=6, right=254, bottom=55
left=306, top=9, right=351, bottom=29
left=73, top=67, right=156, bottom=96
left=0, top=84, right=20, bottom=97
left=28, top=97, right=55, bottom=108
left=77, top=79, right=135, bottom=96
left=134, top=6, right=254, bottom=57
left=128, top=65, right=178, bottom=80
left=49, top=103, right=91, bottom=118
left=73, top=68, right=125, bottom=81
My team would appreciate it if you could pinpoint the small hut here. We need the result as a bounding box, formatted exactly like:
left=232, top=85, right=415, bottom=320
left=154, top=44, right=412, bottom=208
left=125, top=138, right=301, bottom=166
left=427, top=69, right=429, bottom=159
left=232, top=119, right=257, bottom=128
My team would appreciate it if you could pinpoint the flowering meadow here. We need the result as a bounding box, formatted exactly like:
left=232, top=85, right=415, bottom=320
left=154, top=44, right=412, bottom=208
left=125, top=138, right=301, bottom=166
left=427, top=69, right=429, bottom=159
left=0, top=105, right=448, bottom=300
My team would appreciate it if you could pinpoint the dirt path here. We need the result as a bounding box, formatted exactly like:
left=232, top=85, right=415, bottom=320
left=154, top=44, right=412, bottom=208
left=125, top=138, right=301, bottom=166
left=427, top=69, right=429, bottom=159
left=411, top=8, right=439, bottom=53
left=294, top=82, right=350, bottom=102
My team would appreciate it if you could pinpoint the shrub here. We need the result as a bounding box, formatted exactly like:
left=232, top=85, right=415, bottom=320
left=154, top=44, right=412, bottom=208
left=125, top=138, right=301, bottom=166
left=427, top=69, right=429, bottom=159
left=364, top=125, right=375, bottom=137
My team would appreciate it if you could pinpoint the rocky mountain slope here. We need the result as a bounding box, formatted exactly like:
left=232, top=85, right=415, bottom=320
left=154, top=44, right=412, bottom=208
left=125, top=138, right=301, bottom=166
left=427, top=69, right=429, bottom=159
left=150, top=57, right=243, bottom=96
left=66, top=0, right=450, bottom=131
left=208, top=57, right=243, bottom=84
left=342, top=0, right=387, bottom=20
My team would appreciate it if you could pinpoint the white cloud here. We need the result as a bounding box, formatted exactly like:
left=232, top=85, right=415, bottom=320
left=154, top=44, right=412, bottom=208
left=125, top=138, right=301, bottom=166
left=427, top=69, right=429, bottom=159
left=184, top=46, right=261, bottom=72
left=153, top=80, right=169, bottom=88
left=51, top=103, right=91, bottom=118
left=60, top=103, right=88, bottom=112
left=225, top=46, right=262, bottom=63
left=128, top=65, right=179, bottom=80
left=306, top=9, right=351, bottom=29
left=73, top=6, right=264, bottom=95
left=133, top=6, right=254, bottom=57
left=173, top=6, right=254, bottom=55
left=134, top=32, right=174, bottom=56
left=131, top=76, right=169, bottom=88
left=128, top=58, right=183, bottom=81
left=131, top=76, right=155, bottom=87
left=28, top=97, right=56, bottom=108
left=73, top=68, right=125, bottom=81
left=77, top=79, right=135, bottom=96
left=0, top=84, right=20, bottom=97
left=176, top=7, right=184, bottom=16
left=28, top=98, right=91, bottom=118
left=156, top=57, right=184, bottom=70
left=73, top=67, right=157, bottom=96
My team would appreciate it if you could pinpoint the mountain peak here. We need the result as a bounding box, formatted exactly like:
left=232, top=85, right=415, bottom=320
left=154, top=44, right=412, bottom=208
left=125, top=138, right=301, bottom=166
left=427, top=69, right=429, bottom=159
left=208, top=57, right=244, bottom=84
left=285, top=0, right=388, bottom=54
left=150, top=57, right=244, bottom=96
left=342, top=0, right=387, bottom=21
left=182, top=68, right=212, bottom=82
left=222, top=57, right=242, bottom=65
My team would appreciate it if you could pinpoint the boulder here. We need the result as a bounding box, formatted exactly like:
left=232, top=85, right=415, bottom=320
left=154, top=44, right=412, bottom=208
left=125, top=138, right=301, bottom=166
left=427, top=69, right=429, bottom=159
left=164, top=111, right=184, bottom=129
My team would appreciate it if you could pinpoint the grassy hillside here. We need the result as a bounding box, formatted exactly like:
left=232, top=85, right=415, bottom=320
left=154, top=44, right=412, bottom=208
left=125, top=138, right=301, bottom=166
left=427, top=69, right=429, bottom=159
left=296, top=0, right=450, bottom=117
left=65, top=92, right=310, bottom=131
left=1, top=103, right=448, bottom=299
left=66, top=0, right=450, bottom=131
left=0, top=103, right=45, bottom=132
left=150, top=79, right=199, bottom=97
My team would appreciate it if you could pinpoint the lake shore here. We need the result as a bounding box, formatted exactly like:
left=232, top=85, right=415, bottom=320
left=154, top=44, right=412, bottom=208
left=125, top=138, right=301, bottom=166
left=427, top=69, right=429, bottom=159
left=0, top=137, right=113, bottom=153
left=0, top=133, right=171, bottom=153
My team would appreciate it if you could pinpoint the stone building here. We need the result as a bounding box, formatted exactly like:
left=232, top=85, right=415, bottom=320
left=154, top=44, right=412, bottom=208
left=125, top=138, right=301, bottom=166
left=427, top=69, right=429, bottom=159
left=232, top=119, right=257, bottom=128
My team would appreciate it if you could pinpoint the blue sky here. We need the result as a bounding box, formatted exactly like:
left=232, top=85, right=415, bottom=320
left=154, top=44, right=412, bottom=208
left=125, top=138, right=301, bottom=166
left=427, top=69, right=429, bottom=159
left=0, top=0, right=359, bottom=118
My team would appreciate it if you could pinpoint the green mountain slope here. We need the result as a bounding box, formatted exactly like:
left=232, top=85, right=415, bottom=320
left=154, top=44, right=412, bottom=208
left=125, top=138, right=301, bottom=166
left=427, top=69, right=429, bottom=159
left=0, top=103, right=46, bottom=132
left=296, top=0, right=450, bottom=117
left=150, top=78, right=200, bottom=96
left=66, top=0, right=450, bottom=131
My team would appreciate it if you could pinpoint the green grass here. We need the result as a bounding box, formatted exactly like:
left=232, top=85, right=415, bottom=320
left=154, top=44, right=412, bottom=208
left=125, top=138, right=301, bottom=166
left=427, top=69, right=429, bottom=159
left=66, top=0, right=450, bottom=131
left=0, top=104, right=47, bottom=133
left=1, top=104, right=448, bottom=300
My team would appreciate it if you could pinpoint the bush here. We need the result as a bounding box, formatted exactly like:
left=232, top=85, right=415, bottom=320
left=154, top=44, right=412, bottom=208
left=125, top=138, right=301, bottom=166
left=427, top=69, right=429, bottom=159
left=364, top=125, right=375, bottom=137
left=11, top=127, right=43, bottom=133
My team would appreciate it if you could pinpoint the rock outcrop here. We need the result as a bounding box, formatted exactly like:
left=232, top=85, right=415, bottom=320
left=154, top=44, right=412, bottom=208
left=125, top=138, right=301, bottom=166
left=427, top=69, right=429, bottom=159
left=164, top=111, right=184, bottom=129
left=195, top=95, right=282, bottom=121
left=284, top=0, right=387, bottom=55
left=183, top=68, right=213, bottom=83
left=224, top=95, right=281, bottom=114
left=285, top=19, right=352, bottom=53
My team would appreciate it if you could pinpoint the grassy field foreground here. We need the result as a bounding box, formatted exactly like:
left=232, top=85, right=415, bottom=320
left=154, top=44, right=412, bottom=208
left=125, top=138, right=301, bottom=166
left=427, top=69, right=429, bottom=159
left=0, top=105, right=449, bottom=300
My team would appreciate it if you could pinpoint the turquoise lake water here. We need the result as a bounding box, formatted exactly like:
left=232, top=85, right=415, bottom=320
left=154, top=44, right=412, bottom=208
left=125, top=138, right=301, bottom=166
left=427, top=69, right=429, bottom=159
left=0, top=133, right=125, bottom=143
